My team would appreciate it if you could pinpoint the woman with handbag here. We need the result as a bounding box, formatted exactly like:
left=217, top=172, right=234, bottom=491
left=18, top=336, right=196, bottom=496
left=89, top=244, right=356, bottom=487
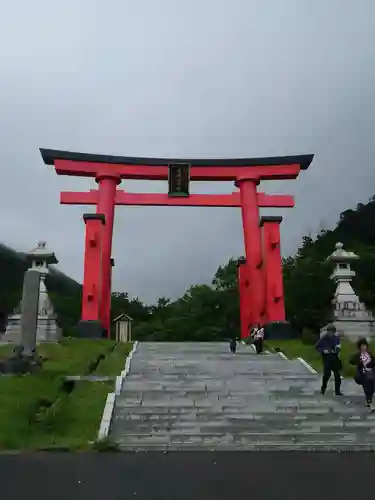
left=350, top=338, right=375, bottom=412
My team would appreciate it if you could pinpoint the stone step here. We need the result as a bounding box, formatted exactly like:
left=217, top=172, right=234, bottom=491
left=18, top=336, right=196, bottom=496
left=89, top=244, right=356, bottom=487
left=114, top=431, right=375, bottom=451
left=114, top=398, right=355, bottom=410
left=127, top=358, right=289, bottom=366
left=117, top=387, right=328, bottom=396
left=111, top=420, right=374, bottom=434
left=117, top=390, right=334, bottom=398
left=112, top=410, right=375, bottom=429
left=113, top=408, right=372, bottom=425
left=116, top=442, right=375, bottom=452
left=124, top=370, right=317, bottom=377
left=113, top=406, right=362, bottom=417
left=120, top=377, right=319, bottom=388
left=113, top=407, right=374, bottom=418
left=128, top=370, right=311, bottom=377
left=112, top=429, right=366, bottom=439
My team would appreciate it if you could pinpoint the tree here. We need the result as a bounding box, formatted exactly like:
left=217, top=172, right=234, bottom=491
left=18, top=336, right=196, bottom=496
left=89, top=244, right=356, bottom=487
left=212, top=258, right=237, bottom=291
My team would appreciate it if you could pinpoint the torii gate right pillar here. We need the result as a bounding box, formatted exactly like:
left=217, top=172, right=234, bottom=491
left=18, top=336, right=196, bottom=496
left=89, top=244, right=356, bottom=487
left=260, top=216, right=285, bottom=323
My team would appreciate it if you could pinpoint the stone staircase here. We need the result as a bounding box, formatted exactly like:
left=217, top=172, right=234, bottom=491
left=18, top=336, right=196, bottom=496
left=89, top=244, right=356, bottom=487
left=109, top=342, right=375, bottom=451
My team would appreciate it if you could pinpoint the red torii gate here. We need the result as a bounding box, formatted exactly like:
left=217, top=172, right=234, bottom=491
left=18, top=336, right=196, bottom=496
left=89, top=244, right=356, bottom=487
left=40, top=149, right=313, bottom=338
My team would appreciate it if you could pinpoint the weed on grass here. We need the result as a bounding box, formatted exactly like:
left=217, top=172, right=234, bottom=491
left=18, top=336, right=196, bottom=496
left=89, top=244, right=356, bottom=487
left=92, top=437, right=120, bottom=452
left=95, top=342, right=132, bottom=376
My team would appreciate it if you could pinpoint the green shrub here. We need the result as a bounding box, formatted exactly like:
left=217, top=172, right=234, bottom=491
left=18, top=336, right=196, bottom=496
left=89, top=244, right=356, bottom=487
left=301, top=328, right=318, bottom=345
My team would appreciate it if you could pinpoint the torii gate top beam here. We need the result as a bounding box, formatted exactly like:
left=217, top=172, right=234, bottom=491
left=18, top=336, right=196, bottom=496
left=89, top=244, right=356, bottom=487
left=40, top=149, right=313, bottom=182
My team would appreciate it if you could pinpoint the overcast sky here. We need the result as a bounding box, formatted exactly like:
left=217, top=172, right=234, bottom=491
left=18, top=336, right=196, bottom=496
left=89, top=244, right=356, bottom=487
left=0, top=0, right=374, bottom=304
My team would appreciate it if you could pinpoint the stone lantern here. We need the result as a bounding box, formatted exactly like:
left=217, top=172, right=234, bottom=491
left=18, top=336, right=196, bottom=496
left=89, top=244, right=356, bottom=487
left=3, top=241, right=62, bottom=344
left=321, top=242, right=375, bottom=340
left=27, top=240, right=58, bottom=273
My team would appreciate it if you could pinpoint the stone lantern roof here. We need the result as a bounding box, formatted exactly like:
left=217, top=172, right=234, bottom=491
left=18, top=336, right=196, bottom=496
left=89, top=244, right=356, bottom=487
left=327, top=242, right=359, bottom=263
left=26, top=241, right=58, bottom=266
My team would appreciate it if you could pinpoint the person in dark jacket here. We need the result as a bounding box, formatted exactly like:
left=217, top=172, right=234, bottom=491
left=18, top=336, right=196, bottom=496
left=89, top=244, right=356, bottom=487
left=315, top=324, right=343, bottom=396
left=350, top=338, right=375, bottom=411
left=229, top=337, right=237, bottom=354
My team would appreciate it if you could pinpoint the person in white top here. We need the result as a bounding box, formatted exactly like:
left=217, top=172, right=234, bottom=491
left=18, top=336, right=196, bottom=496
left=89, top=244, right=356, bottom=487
left=250, top=324, right=264, bottom=354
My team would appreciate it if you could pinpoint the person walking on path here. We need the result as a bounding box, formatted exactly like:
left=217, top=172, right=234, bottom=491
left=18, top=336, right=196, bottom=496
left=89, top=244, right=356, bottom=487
left=251, top=324, right=264, bottom=355
left=315, top=323, right=343, bottom=396
left=229, top=337, right=237, bottom=354
left=350, top=338, right=375, bottom=412
left=249, top=324, right=260, bottom=340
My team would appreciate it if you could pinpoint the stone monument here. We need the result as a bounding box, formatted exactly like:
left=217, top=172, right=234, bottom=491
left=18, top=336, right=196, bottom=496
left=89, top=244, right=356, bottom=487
left=321, top=242, right=375, bottom=341
left=0, top=268, right=43, bottom=373
left=2, top=241, right=62, bottom=344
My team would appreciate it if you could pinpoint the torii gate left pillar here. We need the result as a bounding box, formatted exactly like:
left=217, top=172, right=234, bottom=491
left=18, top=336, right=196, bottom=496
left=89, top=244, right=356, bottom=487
left=76, top=213, right=106, bottom=338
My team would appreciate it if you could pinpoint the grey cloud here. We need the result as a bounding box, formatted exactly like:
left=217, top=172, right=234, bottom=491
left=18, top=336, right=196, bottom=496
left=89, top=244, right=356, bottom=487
left=0, top=0, right=374, bottom=303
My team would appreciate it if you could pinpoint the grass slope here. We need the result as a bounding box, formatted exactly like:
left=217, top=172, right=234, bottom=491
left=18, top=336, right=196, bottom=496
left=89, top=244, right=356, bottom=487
left=0, top=339, right=131, bottom=451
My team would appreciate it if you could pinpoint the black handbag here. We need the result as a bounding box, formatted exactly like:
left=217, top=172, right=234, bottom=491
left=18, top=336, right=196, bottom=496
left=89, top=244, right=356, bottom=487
left=354, top=371, right=363, bottom=385
left=364, top=369, right=375, bottom=382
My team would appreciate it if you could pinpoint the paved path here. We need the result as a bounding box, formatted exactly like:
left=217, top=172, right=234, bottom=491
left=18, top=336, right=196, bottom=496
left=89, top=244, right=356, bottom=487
left=110, top=342, right=375, bottom=450
left=0, top=452, right=369, bottom=500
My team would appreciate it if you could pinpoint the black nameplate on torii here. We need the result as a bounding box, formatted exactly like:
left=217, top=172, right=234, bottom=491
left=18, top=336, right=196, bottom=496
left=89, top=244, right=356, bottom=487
left=168, top=163, right=191, bottom=197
